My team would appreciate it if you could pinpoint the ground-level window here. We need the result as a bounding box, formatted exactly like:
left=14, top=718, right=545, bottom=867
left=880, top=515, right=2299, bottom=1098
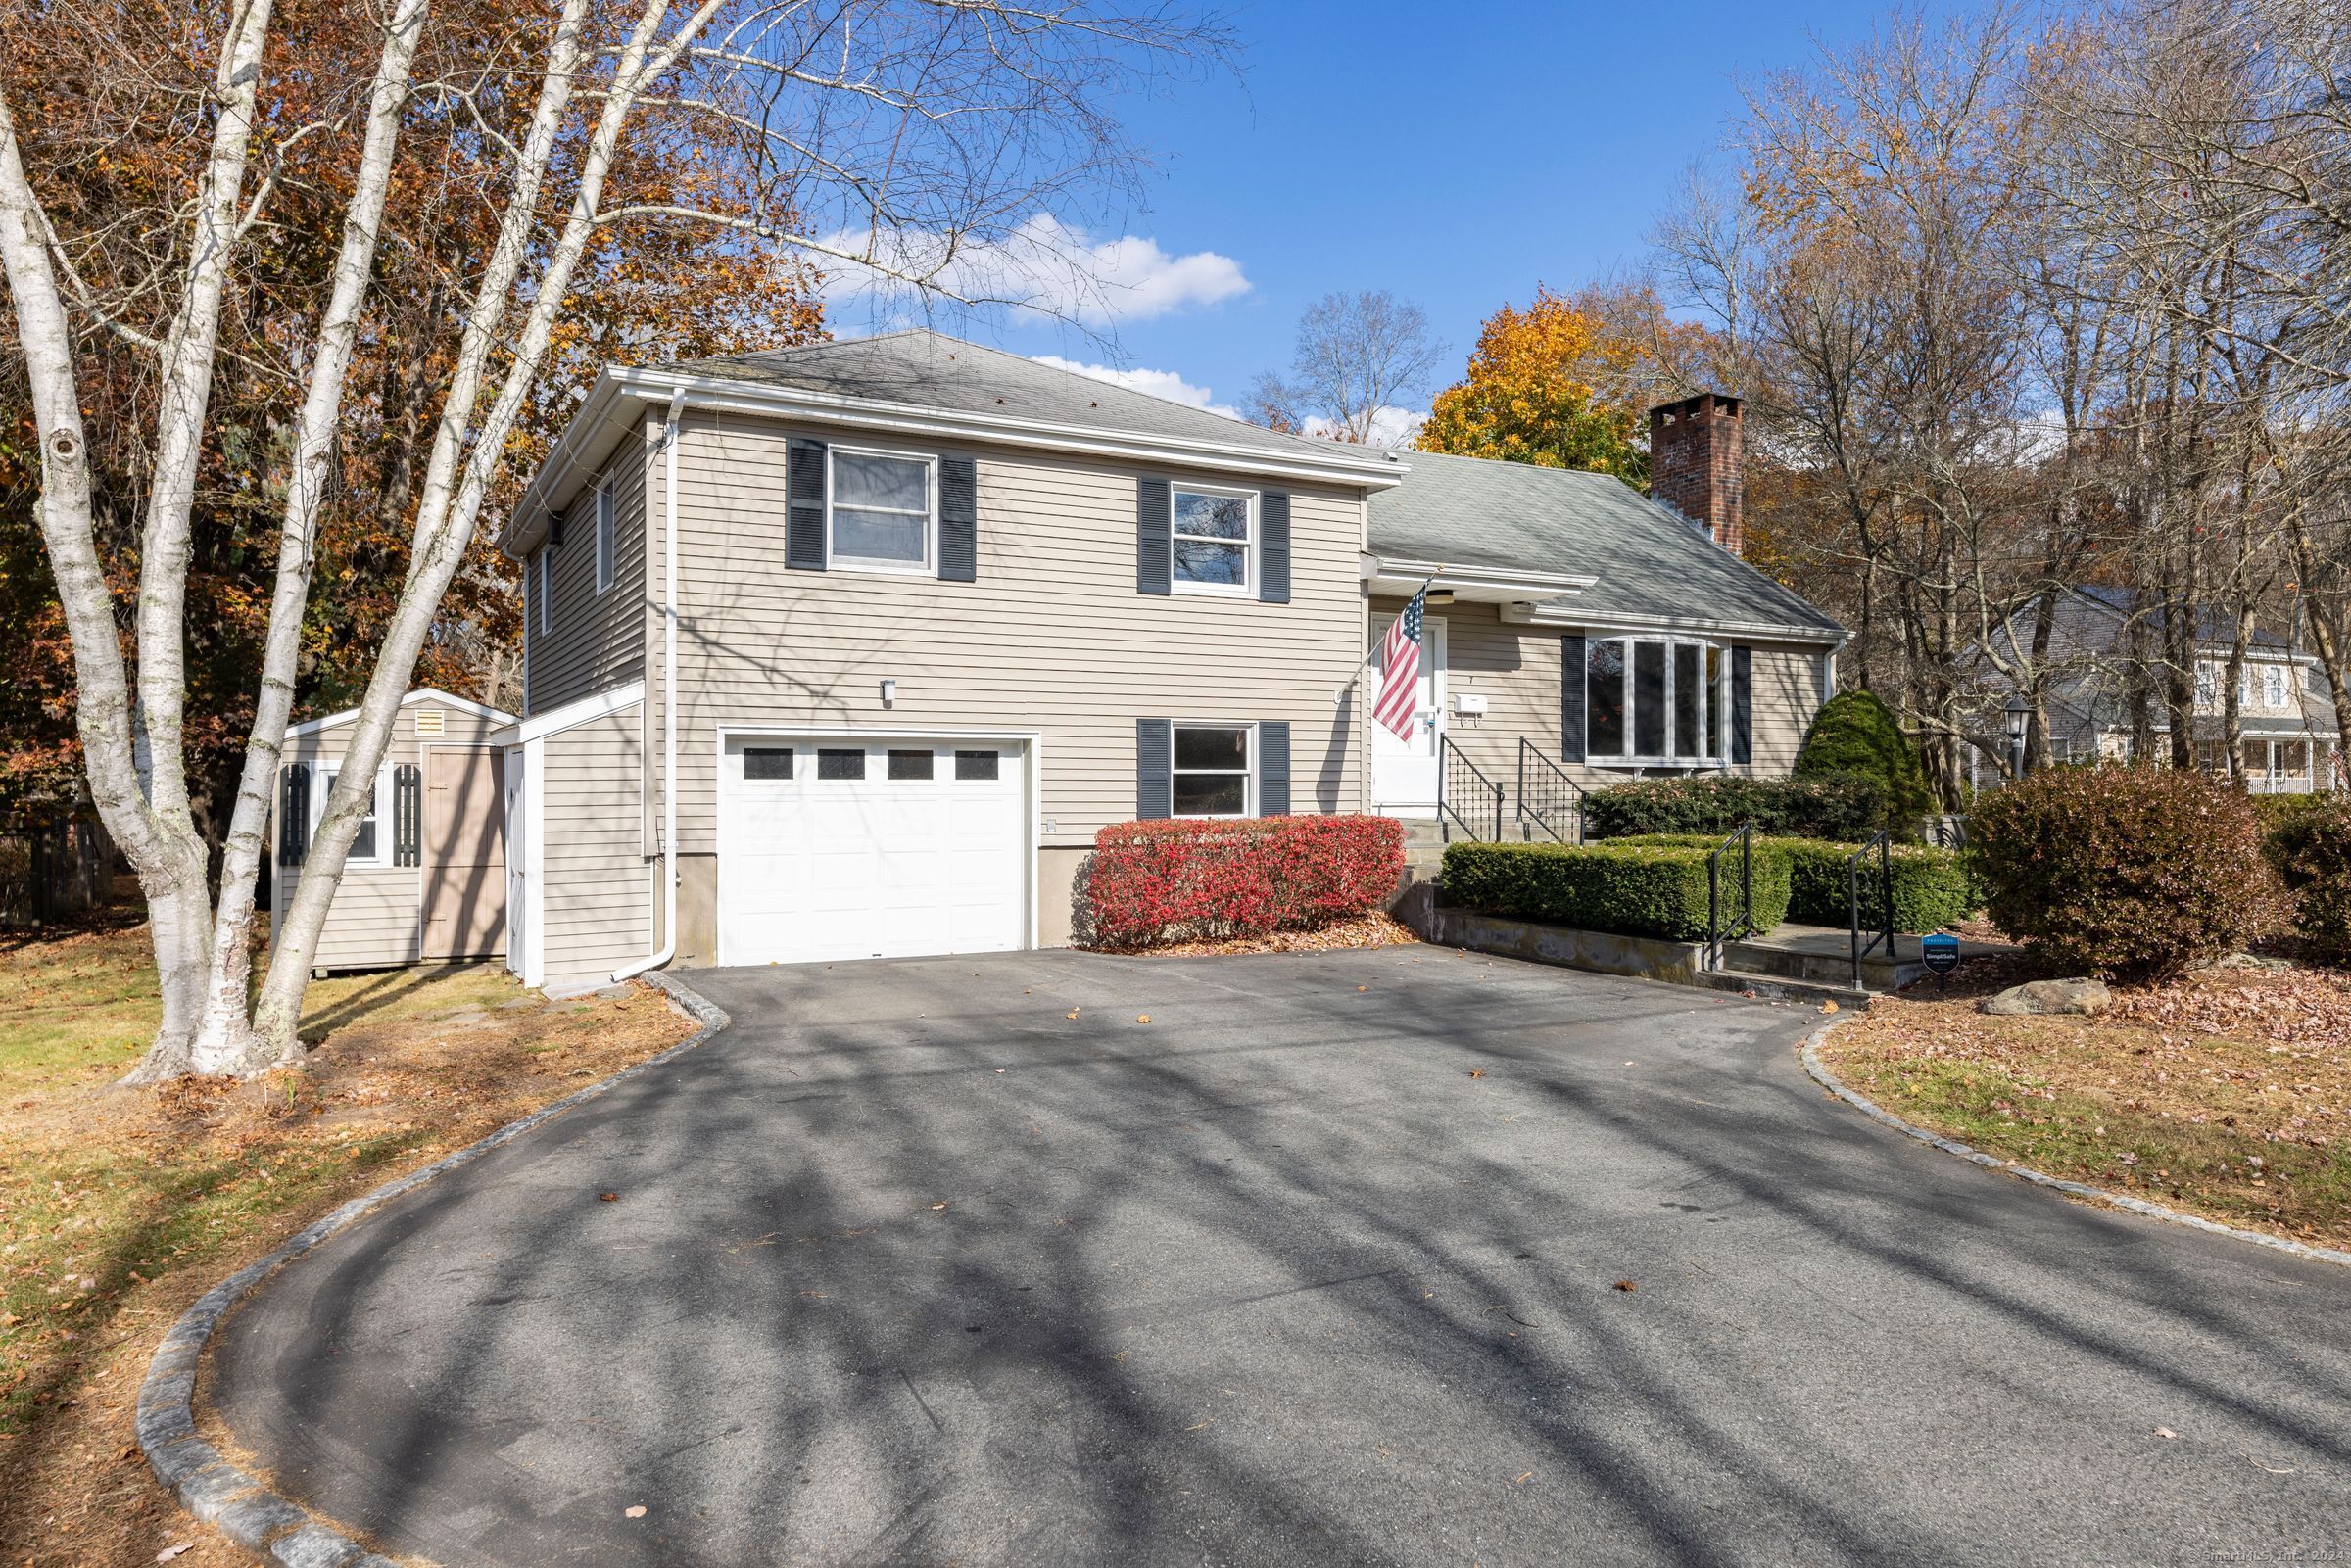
left=1173, top=724, right=1252, bottom=816
left=315, top=764, right=386, bottom=868
left=1587, top=636, right=1721, bottom=765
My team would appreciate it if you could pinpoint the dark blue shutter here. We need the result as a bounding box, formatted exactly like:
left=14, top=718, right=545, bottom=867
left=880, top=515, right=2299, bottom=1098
left=392, top=765, right=421, bottom=867
left=1731, top=644, right=1753, bottom=765
left=787, top=439, right=827, bottom=571
left=1136, top=478, right=1171, bottom=595
left=1259, top=492, right=1290, bottom=603
left=1560, top=634, right=1587, bottom=762
left=938, top=456, right=977, bottom=583
left=1136, top=719, right=1172, bottom=820
left=279, top=763, right=311, bottom=868
left=1258, top=721, right=1290, bottom=815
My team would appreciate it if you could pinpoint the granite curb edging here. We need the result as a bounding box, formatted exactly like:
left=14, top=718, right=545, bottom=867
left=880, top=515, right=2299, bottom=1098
left=133, top=972, right=733, bottom=1568
left=1799, top=1016, right=2351, bottom=1271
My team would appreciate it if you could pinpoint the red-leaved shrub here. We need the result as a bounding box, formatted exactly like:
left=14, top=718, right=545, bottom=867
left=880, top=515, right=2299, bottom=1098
left=1083, top=815, right=1405, bottom=949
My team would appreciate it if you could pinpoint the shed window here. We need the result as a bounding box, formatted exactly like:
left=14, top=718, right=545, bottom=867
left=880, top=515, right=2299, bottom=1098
left=315, top=763, right=387, bottom=869
left=1173, top=725, right=1251, bottom=817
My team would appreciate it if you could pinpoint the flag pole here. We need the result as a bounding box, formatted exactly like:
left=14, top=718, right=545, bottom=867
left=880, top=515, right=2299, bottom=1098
left=1332, top=572, right=1442, bottom=705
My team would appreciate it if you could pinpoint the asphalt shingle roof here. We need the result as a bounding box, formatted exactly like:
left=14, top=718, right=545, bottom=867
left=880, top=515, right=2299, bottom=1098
left=1363, top=448, right=1843, bottom=636
left=673, top=329, right=1371, bottom=468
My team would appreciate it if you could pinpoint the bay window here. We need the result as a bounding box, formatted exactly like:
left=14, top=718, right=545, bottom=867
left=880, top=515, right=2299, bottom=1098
left=1586, top=635, right=1724, bottom=766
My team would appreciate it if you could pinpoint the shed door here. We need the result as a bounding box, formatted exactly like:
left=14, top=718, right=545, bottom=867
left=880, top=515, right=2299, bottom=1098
left=717, top=736, right=1025, bottom=966
left=421, top=746, right=507, bottom=959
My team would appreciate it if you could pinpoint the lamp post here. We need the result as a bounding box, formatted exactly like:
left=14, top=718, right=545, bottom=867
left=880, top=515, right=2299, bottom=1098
left=2004, top=693, right=2031, bottom=783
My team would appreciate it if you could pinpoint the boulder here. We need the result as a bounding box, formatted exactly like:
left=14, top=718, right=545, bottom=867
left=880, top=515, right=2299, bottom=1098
left=1979, top=977, right=2112, bottom=1017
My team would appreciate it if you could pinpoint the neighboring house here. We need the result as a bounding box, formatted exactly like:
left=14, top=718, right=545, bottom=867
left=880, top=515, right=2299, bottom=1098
left=270, top=688, right=515, bottom=971
left=493, top=333, right=1845, bottom=993
left=1968, top=587, right=2341, bottom=792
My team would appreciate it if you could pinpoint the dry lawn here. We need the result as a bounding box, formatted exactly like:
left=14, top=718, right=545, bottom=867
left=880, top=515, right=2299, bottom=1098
left=1819, top=950, right=2351, bottom=1253
left=1099, top=910, right=1421, bottom=958
left=0, top=914, right=696, bottom=1568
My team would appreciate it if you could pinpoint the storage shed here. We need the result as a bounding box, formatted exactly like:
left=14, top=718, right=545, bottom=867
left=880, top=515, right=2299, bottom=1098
left=271, top=689, right=517, bottom=972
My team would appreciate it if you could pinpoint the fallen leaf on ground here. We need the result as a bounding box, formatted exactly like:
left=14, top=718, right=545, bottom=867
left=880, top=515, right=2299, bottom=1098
left=1611, top=1279, right=1638, bottom=1293
left=625, top=1504, right=648, bottom=1518
left=598, top=1192, right=619, bottom=1202
left=1821, top=999, right=1840, bottom=1014
left=1136, top=1014, right=1152, bottom=1023
left=1065, top=1010, right=1080, bottom=1020
left=930, top=1202, right=949, bottom=1211
left=2155, top=1427, right=2178, bottom=1439
left=1467, top=1068, right=1486, bottom=1079
left=1514, top=1471, right=1534, bottom=1484
left=156, top=1546, right=193, bottom=1563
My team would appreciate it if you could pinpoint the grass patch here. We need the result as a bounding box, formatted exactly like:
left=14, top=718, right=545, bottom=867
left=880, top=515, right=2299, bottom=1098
left=0, top=915, right=696, bottom=1566
left=1820, top=959, right=2351, bottom=1251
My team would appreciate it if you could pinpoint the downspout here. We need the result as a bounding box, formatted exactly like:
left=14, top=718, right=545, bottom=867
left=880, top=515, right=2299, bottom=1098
left=614, top=388, right=687, bottom=981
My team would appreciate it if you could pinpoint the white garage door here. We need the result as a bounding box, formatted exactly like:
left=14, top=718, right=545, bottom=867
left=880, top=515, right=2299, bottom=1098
left=717, top=736, right=1027, bottom=966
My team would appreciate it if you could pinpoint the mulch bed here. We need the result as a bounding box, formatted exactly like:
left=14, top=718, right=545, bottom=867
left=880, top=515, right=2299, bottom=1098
left=1095, top=911, right=1421, bottom=959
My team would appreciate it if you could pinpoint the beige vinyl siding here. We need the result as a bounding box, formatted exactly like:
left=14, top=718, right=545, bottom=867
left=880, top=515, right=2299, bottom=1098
left=527, top=436, right=649, bottom=716
left=272, top=698, right=510, bottom=970
left=1370, top=596, right=1827, bottom=795
left=648, top=409, right=1369, bottom=855
left=538, top=700, right=650, bottom=993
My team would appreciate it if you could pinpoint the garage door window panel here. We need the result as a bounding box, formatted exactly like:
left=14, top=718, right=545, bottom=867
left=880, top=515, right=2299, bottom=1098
left=830, top=450, right=935, bottom=572
left=956, top=750, right=999, bottom=780
left=888, top=749, right=934, bottom=780
left=1172, top=488, right=1252, bottom=594
left=1173, top=725, right=1252, bottom=817
left=818, top=748, right=865, bottom=780
left=744, top=747, right=792, bottom=780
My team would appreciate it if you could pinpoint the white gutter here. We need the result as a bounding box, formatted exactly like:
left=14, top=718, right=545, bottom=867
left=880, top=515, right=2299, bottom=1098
left=614, top=388, right=687, bottom=983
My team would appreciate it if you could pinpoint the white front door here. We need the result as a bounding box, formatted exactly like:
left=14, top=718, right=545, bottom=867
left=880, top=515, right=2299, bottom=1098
left=1370, top=615, right=1446, bottom=814
left=717, top=736, right=1028, bottom=966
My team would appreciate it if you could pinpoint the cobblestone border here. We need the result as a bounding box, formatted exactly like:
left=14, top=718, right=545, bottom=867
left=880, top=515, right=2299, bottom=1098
left=134, top=973, right=732, bottom=1568
left=1800, top=1016, right=2351, bottom=1271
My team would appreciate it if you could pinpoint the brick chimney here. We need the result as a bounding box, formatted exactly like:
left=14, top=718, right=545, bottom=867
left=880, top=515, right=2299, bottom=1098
left=1649, top=393, right=1745, bottom=556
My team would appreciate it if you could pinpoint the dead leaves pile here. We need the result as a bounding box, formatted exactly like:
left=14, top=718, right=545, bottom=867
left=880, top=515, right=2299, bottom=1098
left=1094, top=912, right=1419, bottom=960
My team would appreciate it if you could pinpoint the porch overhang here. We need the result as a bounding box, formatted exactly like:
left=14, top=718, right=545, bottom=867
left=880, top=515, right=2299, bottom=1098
left=1361, top=553, right=1597, bottom=605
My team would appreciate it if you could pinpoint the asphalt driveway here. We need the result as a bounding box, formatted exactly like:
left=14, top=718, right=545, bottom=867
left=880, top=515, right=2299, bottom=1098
left=211, top=947, right=2351, bottom=1567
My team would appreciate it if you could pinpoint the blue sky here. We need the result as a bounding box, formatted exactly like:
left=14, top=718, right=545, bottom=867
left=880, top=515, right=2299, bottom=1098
left=830, top=0, right=1905, bottom=424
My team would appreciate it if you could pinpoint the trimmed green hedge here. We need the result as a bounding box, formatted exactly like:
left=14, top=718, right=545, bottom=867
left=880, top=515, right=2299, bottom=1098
left=1612, top=834, right=1972, bottom=933
left=1441, top=837, right=1791, bottom=942
left=2263, top=794, right=2351, bottom=958
left=1583, top=772, right=1892, bottom=842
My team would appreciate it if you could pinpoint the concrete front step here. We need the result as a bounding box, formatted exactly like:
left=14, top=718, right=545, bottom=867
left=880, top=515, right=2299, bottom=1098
left=1722, top=936, right=1918, bottom=993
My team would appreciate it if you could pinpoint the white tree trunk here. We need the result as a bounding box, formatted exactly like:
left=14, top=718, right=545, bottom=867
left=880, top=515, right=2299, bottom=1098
left=190, top=0, right=434, bottom=1075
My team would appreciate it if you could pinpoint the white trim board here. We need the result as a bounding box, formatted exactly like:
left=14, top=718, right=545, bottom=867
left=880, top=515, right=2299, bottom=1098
left=518, top=680, right=645, bottom=744
left=287, top=687, right=516, bottom=738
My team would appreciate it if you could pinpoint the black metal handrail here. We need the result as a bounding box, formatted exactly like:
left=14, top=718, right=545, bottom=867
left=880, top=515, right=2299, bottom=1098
left=1436, top=735, right=1505, bottom=843
left=1847, top=829, right=1896, bottom=991
left=1705, top=823, right=1759, bottom=972
left=1516, top=738, right=1586, bottom=845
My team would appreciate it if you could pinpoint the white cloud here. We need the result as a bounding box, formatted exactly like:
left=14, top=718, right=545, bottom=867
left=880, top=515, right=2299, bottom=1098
left=1298, top=405, right=1428, bottom=449
left=1030, top=355, right=1240, bottom=419
left=818, top=214, right=1248, bottom=326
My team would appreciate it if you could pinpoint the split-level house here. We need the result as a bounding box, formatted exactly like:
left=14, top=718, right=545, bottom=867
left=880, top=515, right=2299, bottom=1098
left=1967, top=586, right=2341, bottom=791
left=482, top=332, right=1845, bottom=993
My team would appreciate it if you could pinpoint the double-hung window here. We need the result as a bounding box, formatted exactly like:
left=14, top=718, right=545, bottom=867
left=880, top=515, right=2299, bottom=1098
left=1585, top=636, right=1723, bottom=767
left=2265, top=663, right=2287, bottom=708
left=593, top=475, right=614, bottom=594
left=1172, top=487, right=1253, bottom=594
left=2195, top=661, right=2219, bottom=710
left=315, top=763, right=388, bottom=869
left=1172, top=724, right=1252, bottom=817
left=829, top=448, right=935, bottom=572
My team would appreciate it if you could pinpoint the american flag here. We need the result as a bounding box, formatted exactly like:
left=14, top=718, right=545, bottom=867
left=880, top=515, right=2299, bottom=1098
left=1373, top=589, right=1426, bottom=740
